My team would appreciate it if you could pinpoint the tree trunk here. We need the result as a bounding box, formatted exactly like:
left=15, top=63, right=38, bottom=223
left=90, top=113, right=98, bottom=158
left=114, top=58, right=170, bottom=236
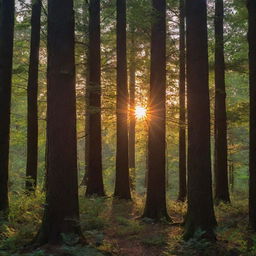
left=184, top=0, right=217, bottom=240
left=177, top=0, right=187, bottom=202
left=248, top=0, right=256, bottom=231
left=114, top=0, right=131, bottom=200
left=142, top=0, right=170, bottom=221
left=85, top=0, right=105, bottom=197
left=26, top=0, right=42, bottom=192
left=214, top=0, right=230, bottom=204
left=35, top=0, right=84, bottom=245
left=0, top=0, right=14, bottom=214
left=129, top=27, right=136, bottom=191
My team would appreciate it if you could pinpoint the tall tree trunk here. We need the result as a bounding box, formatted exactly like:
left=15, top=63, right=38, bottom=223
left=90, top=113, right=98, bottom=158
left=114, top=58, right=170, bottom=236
left=114, top=0, right=131, bottom=200
left=26, top=0, right=42, bottom=192
left=0, top=0, right=14, bottom=214
left=142, top=0, right=170, bottom=221
left=184, top=0, right=217, bottom=240
left=35, top=0, right=84, bottom=245
left=85, top=0, right=105, bottom=196
left=128, top=27, right=136, bottom=190
left=177, top=0, right=187, bottom=202
left=214, top=0, right=230, bottom=204
left=248, top=0, right=256, bottom=231
left=81, top=0, right=89, bottom=187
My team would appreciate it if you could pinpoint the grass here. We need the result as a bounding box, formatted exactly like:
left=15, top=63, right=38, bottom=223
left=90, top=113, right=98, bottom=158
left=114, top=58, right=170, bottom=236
left=0, top=191, right=255, bottom=256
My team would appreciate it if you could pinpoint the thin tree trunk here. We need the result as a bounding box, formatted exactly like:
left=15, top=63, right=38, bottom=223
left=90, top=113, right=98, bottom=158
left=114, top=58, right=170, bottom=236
left=177, top=0, right=187, bottom=202
left=26, top=0, right=42, bottom=192
left=184, top=0, right=217, bottom=240
left=214, top=0, right=230, bottom=204
left=85, top=0, right=105, bottom=196
left=81, top=0, right=89, bottom=187
left=0, top=0, right=15, bottom=214
left=248, top=0, right=256, bottom=231
left=114, top=0, right=131, bottom=200
left=142, top=0, right=170, bottom=221
left=35, top=0, right=84, bottom=245
left=128, top=27, right=136, bottom=191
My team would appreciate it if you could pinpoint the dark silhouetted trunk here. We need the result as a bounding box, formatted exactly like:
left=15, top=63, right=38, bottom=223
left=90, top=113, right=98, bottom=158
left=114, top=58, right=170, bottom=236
left=35, top=0, right=84, bottom=245
left=0, top=0, right=14, bottom=214
left=26, top=0, right=42, bottom=192
left=85, top=0, right=105, bottom=196
left=129, top=28, right=136, bottom=190
left=184, top=0, right=217, bottom=240
left=114, top=0, right=131, bottom=200
left=177, top=0, right=187, bottom=202
left=142, top=0, right=170, bottom=221
left=214, top=0, right=230, bottom=204
left=248, top=0, right=256, bottom=231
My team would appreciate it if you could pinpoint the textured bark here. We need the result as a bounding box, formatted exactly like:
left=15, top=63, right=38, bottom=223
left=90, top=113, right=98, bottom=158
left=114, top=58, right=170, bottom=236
left=85, top=0, right=105, bottom=197
left=114, top=0, right=131, bottom=200
left=128, top=28, right=136, bottom=190
left=184, top=0, right=217, bottom=240
left=142, top=0, right=170, bottom=221
left=214, top=0, right=230, bottom=204
left=26, top=0, right=42, bottom=192
left=177, top=0, right=187, bottom=202
left=248, top=0, right=256, bottom=230
left=35, top=0, right=84, bottom=245
left=0, top=0, right=14, bottom=213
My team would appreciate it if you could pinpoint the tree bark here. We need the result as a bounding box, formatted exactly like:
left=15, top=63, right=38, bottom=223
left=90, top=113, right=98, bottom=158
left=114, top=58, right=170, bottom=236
left=85, top=0, right=105, bottom=197
left=214, top=0, right=230, bottom=204
left=35, top=0, right=84, bottom=245
left=177, top=0, right=187, bottom=202
left=0, top=0, right=14, bottom=214
left=114, top=0, right=131, bottom=200
left=26, top=0, right=42, bottom=192
left=184, top=0, right=217, bottom=240
left=142, top=0, right=170, bottom=221
left=248, top=0, right=256, bottom=231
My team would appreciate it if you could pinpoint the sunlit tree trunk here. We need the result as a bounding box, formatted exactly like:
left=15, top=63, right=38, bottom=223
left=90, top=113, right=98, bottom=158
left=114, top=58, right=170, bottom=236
left=214, top=0, right=230, bottom=204
left=114, top=0, right=131, bottom=200
left=129, top=27, right=136, bottom=191
left=142, top=0, right=170, bottom=221
left=0, top=0, right=14, bottom=214
left=26, top=0, right=42, bottom=192
left=177, top=0, right=187, bottom=202
left=35, top=0, right=84, bottom=244
left=85, top=0, right=105, bottom=196
left=184, top=0, right=217, bottom=240
left=248, top=0, right=256, bottom=231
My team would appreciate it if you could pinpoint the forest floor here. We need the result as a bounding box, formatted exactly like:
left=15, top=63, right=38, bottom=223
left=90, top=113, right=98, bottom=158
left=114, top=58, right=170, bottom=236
left=0, top=192, right=254, bottom=256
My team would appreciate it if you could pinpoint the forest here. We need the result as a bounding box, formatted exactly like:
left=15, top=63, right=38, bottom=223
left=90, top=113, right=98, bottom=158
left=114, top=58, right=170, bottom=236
left=0, top=0, right=255, bottom=255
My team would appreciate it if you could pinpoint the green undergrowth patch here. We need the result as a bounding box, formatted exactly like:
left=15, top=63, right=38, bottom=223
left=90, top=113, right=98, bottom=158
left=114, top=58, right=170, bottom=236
left=0, top=190, right=44, bottom=253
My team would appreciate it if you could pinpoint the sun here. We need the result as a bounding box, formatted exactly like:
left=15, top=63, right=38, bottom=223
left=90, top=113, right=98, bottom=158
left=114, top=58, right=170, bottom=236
left=135, top=106, right=147, bottom=119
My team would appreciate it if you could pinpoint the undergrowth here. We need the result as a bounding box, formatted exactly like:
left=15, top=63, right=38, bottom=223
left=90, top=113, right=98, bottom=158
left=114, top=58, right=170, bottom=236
left=0, top=192, right=255, bottom=256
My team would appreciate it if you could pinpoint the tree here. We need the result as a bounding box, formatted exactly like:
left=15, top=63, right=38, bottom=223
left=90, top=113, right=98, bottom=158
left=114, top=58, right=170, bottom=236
left=214, top=0, right=230, bottom=204
left=0, top=0, right=15, bottom=214
left=85, top=0, right=105, bottom=197
left=177, top=0, right=187, bottom=202
left=184, top=0, right=217, bottom=240
left=26, top=0, right=42, bottom=192
left=35, top=0, right=84, bottom=244
left=248, top=0, right=256, bottom=230
left=128, top=26, right=136, bottom=190
left=142, top=0, right=170, bottom=221
left=114, top=0, right=131, bottom=200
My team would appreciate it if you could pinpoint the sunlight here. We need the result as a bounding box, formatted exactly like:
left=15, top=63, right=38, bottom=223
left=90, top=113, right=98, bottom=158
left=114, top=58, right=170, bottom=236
left=135, top=106, right=147, bottom=119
